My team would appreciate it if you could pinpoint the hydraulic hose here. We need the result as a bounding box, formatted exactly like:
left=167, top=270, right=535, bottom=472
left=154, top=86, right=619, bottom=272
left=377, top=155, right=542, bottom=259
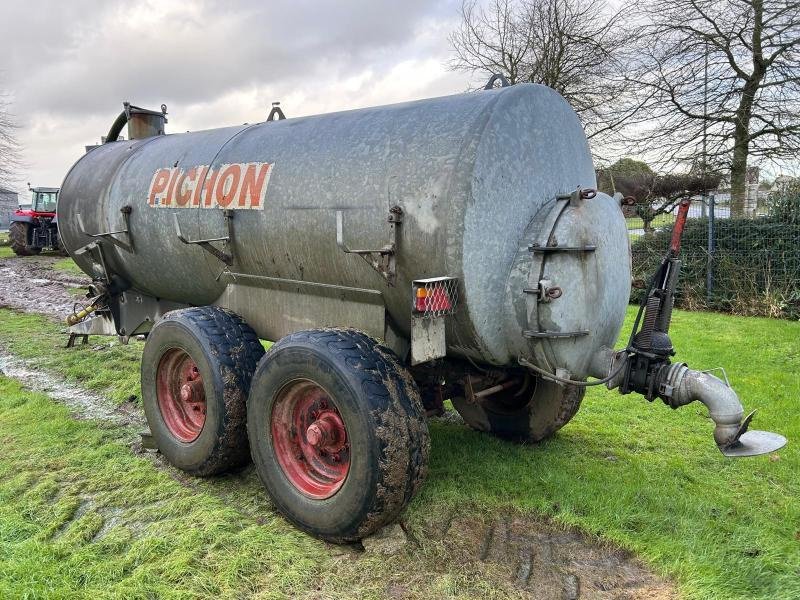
left=518, top=352, right=628, bottom=387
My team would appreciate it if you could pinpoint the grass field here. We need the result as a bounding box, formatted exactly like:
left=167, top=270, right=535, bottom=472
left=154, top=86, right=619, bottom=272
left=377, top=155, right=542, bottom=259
left=626, top=213, right=676, bottom=231
left=53, top=256, right=88, bottom=277
left=0, top=307, right=797, bottom=598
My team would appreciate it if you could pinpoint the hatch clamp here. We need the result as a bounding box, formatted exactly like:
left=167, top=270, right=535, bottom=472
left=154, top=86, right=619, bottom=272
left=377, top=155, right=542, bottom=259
left=173, top=209, right=235, bottom=265
left=76, top=206, right=135, bottom=253
left=336, top=206, right=402, bottom=286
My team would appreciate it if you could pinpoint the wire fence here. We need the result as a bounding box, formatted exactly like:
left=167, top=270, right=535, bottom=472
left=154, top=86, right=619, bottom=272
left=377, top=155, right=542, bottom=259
left=628, top=190, right=800, bottom=320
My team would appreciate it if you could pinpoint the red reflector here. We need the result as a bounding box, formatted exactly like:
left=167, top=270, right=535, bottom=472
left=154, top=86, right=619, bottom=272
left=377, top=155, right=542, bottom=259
left=428, top=287, right=452, bottom=311
left=412, top=278, right=458, bottom=316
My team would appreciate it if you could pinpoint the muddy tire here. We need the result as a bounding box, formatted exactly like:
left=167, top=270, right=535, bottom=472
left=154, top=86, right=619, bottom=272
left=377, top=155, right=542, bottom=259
left=452, top=378, right=584, bottom=442
left=247, top=328, right=429, bottom=542
left=9, top=222, right=40, bottom=256
left=141, top=306, right=265, bottom=476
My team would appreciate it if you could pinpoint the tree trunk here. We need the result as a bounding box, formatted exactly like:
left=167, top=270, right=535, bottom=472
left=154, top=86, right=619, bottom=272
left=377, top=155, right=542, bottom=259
left=730, top=138, right=748, bottom=217
left=731, top=0, right=765, bottom=217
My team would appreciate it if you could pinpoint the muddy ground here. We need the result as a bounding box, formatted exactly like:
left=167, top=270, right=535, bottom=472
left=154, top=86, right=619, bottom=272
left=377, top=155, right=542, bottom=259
left=0, top=253, right=90, bottom=318
left=0, top=252, right=678, bottom=599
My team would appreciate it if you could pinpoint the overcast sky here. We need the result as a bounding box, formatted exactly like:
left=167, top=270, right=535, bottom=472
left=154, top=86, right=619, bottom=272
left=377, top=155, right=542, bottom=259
left=0, top=0, right=474, bottom=196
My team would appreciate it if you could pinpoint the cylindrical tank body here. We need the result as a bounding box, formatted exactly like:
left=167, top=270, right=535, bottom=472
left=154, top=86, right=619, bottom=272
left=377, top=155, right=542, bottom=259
left=59, top=84, right=630, bottom=377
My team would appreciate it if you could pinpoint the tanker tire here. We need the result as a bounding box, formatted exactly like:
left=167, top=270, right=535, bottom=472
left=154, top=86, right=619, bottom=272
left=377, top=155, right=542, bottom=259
left=55, top=237, right=69, bottom=257
left=451, top=378, right=584, bottom=442
left=141, top=306, right=265, bottom=476
left=247, top=328, right=430, bottom=543
left=9, top=222, right=40, bottom=256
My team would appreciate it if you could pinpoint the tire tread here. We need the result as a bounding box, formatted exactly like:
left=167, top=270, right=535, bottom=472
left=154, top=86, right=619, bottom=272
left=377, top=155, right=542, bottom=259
left=258, top=328, right=429, bottom=541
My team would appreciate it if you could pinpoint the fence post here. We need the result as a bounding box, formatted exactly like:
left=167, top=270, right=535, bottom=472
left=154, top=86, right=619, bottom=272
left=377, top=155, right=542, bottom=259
left=706, top=194, right=716, bottom=303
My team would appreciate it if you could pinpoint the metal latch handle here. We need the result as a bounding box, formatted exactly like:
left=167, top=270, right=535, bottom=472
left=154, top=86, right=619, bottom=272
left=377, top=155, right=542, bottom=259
left=173, top=210, right=234, bottom=265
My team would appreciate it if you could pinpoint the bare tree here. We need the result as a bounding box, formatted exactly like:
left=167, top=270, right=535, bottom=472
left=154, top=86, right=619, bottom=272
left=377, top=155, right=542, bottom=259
left=598, top=158, right=721, bottom=232
left=617, top=0, right=800, bottom=215
left=0, top=90, right=21, bottom=190
left=449, top=0, right=630, bottom=140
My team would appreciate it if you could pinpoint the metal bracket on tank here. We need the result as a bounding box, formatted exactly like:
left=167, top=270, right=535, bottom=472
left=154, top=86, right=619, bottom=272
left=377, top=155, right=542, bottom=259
left=483, top=73, right=511, bottom=89
left=335, top=206, right=402, bottom=286
left=173, top=209, right=235, bottom=265
left=266, top=102, right=286, bottom=121
left=76, top=206, right=135, bottom=253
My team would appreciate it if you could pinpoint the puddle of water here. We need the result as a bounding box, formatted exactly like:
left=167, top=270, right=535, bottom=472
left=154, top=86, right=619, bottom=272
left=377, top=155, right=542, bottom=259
left=0, top=349, right=130, bottom=424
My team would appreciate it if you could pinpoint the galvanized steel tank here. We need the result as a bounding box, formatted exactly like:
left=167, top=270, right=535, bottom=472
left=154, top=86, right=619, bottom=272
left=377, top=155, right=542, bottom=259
left=59, top=83, right=630, bottom=378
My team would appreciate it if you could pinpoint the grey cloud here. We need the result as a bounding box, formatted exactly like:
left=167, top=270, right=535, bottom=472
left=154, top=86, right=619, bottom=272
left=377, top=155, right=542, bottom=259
left=3, top=0, right=459, bottom=118
left=0, top=0, right=468, bottom=191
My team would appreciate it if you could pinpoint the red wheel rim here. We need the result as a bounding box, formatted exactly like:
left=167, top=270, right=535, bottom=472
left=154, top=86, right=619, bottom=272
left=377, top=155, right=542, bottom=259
left=156, top=348, right=207, bottom=442
left=271, top=379, right=350, bottom=499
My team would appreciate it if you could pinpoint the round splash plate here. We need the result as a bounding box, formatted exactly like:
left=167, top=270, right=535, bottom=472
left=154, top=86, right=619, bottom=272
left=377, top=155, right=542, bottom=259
left=720, top=430, right=787, bottom=458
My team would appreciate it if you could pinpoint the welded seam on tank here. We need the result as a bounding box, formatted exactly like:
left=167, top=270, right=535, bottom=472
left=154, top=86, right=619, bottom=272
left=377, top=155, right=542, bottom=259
left=59, top=135, right=165, bottom=270
left=190, top=122, right=263, bottom=278
left=444, top=89, right=507, bottom=358
left=103, top=136, right=168, bottom=230
left=58, top=135, right=153, bottom=194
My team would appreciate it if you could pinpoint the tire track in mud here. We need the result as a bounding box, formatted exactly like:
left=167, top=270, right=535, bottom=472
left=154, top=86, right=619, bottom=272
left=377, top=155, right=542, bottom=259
left=425, top=512, right=678, bottom=600
left=0, top=349, right=136, bottom=425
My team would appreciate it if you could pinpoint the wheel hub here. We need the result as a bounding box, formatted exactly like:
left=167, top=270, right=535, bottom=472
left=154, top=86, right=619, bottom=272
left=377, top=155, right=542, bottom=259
left=156, top=349, right=207, bottom=443
left=271, top=380, right=350, bottom=499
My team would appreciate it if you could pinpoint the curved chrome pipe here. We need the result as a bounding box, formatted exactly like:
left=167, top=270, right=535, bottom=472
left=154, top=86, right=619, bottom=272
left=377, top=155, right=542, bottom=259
left=587, top=349, right=785, bottom=456
left=663, top=364, right=744, bottom=447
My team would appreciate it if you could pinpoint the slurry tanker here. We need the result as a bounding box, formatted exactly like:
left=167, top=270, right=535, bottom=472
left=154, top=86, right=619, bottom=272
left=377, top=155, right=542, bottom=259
left=59, top=81, right=785, bottom=541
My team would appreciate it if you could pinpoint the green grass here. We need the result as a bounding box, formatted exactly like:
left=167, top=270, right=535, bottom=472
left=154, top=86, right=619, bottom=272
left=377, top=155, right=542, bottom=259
left=53, top=257, right=87, bottom=277
left=0, top=307, right=797, bottom=598
left=626, top=212, right=676, bottom=231
left=421, top=309, right=800, bottom=599
left=0, top=311, right=143, bottom=405
left=0, top=376, right=324, bottom=599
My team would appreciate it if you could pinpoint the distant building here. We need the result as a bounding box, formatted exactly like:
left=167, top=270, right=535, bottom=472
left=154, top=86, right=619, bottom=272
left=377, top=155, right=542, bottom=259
left=0, top=187, right=19, bottom=231
left=744, top=166, right=760, bottom=215
left=771, top=174, right=798, bottom=192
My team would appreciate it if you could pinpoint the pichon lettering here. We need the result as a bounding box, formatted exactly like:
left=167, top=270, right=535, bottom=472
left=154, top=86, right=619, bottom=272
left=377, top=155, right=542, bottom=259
left=147, top=162, right=273, bottom=209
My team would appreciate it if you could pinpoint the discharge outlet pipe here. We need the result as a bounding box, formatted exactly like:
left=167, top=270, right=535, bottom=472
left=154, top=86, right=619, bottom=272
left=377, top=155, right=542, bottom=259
left=660, top=364, right=743, bottom=447
left=581, top=200, right=786, bottom=459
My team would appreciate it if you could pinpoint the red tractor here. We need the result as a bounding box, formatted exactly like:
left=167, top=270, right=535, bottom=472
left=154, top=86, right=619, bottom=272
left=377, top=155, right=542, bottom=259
left=9, top=186, right=66, bottom=256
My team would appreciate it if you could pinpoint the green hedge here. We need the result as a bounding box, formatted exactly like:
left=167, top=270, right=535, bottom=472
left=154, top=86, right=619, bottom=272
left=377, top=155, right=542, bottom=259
left=630, top=217, right=800, bottom=319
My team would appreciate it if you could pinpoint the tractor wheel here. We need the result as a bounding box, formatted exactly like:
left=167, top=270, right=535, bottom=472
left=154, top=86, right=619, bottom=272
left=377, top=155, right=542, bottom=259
left=141, top=306, right=265, bottom=476
left=451, top=377, right=584, bottom=442
left=9, top=222, right=40, bottom=256
left=247, top=329, right=429, bottom=542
